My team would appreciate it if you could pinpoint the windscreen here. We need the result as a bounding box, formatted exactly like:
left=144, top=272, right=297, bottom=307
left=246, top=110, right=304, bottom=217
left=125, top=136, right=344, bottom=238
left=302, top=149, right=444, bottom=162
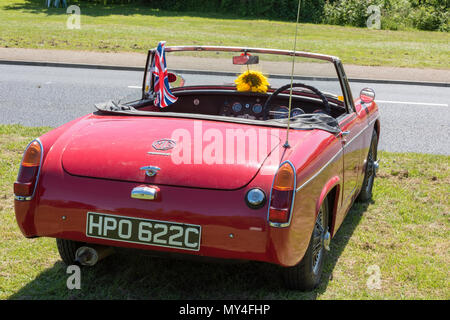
left=144, top=49, right=346, bottom=104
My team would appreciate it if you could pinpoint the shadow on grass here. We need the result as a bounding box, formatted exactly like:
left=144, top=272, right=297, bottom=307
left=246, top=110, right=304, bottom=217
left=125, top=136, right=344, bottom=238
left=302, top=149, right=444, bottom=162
left=3, top=0, right=278, bottom=22
left=9, top=201, right=370, bottom=300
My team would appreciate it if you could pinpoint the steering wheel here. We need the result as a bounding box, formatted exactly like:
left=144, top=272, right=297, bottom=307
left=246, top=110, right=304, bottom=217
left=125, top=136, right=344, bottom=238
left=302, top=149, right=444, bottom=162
left=263, top=83, right=331, bottom=120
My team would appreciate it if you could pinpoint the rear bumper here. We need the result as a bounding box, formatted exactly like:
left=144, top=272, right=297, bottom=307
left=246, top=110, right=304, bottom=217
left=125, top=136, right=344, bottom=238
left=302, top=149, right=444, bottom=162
left=15, top=171, right=302, bottom=266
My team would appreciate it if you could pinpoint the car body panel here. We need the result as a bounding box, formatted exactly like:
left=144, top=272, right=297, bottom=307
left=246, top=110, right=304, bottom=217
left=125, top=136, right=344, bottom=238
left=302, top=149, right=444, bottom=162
left=14, top=46, right=380, bottom=268
left=61, top=116, right=281, bottom=190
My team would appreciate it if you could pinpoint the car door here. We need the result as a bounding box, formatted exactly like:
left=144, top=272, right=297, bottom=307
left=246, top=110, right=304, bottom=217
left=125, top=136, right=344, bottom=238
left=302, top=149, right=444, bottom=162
left=335, top=61, right=366, bottom=212
left=339, top=111, right=366, bottom=210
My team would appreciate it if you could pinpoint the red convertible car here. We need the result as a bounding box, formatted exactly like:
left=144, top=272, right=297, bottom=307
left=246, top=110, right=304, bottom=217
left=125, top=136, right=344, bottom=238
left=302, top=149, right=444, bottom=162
left=14, top=45, right=379, bottom=290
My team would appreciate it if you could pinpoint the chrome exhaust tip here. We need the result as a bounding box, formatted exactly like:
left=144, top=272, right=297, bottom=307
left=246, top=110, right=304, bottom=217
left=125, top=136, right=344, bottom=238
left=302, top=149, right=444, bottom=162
left=75, top=245, right=114, bottom=266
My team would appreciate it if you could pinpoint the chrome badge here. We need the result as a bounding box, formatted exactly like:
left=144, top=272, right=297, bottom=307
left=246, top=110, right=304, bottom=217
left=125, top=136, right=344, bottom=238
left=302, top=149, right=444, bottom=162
left=152, top=139, right=176, bottom=151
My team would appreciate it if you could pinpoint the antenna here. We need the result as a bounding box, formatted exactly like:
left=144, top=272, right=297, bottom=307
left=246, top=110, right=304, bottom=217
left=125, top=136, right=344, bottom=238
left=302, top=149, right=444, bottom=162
left=284, top=0, right=302, bottom=149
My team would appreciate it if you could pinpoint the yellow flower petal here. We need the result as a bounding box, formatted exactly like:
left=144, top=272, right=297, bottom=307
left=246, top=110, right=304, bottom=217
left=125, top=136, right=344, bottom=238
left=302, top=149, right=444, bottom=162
left=235, top=70, right=269, bottom=93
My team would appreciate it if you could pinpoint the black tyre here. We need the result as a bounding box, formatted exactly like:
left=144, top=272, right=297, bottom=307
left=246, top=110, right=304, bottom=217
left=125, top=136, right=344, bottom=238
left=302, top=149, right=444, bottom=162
left=282, top=200, right=329, bottom=291
left=357, top=130, right=378, bottom=202
left=56, top=238, right=84, bottom=265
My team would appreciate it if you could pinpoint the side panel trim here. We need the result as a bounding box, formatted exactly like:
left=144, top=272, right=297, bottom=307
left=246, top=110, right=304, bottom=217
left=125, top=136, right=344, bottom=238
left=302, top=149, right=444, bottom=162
left=296, top=117, right=378, bottom=193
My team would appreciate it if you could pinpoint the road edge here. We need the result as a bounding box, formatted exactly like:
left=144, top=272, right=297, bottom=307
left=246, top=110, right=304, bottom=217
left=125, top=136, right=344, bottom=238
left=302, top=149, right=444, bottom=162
left=1, top=59, right=448, bottom=88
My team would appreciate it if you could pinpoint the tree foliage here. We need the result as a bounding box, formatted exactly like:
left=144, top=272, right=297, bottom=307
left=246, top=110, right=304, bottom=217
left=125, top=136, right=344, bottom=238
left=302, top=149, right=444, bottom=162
left=73, top=0, right=449, bottom=31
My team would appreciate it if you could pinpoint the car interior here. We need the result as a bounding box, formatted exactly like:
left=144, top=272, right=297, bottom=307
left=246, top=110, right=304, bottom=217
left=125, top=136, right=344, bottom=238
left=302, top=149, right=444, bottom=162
left=136, top=89, right=347, bottom=120
left=103, top=49, right=350, bottom=125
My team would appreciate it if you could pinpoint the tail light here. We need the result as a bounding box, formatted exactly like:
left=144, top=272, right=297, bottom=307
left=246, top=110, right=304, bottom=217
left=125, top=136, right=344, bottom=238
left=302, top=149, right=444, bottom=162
left=268, top=161, right=296, bottom=227
left=14, top=140, right=43, bottom=200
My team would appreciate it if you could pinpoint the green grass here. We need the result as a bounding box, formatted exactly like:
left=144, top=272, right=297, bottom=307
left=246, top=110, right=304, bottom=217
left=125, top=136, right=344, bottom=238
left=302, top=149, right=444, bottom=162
left=0, top=124, right=449, bottom=299
left=0, top=0, right=449, bottom=69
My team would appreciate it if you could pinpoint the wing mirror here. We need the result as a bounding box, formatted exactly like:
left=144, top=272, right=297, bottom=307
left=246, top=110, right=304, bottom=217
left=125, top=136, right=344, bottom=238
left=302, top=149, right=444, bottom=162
left=167, top=72, right=185, bottom=87
left=233, top=54, right=259, bottom=65
left=360, top=88, right=375, bottom=104
left=167, top=72, right=177, bottom=83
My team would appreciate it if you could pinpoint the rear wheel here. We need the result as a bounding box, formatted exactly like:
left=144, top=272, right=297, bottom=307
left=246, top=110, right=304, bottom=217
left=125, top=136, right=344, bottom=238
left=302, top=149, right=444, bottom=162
left=281, top=200, right=329, bottom=290
left=357, top=130, right=378, bottom=202
left=56, top=238, right=84, bottom=265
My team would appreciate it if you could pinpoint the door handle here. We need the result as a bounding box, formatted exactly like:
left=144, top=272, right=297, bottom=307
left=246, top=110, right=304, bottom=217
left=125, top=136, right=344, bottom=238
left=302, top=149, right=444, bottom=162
left=340, top=130, right=350, bottom=145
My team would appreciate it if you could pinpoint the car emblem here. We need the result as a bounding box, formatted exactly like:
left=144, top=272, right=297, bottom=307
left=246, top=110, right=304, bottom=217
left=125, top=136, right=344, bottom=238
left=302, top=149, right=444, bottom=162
left=152, top=139, right=176, bottom=151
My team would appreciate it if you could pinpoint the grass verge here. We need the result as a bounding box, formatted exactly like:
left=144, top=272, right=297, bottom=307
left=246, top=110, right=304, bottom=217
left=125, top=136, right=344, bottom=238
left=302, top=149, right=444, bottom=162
left=0, top=0, right=449, bottom=69
left=0, top=124, right=449, bottom=299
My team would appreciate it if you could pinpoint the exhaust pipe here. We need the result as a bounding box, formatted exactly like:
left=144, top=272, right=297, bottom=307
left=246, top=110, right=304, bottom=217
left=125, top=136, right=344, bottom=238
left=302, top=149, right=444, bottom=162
left=75, top=245, right=114, bottom=266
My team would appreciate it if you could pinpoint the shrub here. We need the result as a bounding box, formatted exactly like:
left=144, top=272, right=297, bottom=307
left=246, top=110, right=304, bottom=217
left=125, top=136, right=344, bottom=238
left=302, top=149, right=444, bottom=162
left=323, top=0, right=448, bottom=31
left=411, top=4, right=449, bottom=31
left=71, top=0, right=448, bottom=31
left=323, top=0, right=383, bottom=28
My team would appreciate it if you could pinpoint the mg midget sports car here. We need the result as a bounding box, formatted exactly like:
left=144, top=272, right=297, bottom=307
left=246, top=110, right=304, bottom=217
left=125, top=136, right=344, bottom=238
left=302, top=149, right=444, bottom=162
left=14, top=44, right=380, bottom=291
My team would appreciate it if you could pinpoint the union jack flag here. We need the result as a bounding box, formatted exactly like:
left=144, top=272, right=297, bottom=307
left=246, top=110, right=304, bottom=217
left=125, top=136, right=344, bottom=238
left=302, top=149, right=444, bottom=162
left=152, top=41, right=178, bottom=108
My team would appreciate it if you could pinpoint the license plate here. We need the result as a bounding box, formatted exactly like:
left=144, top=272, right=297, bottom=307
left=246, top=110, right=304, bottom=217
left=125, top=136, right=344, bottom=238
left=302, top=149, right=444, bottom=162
left=86, top=212, right=201, bottom=251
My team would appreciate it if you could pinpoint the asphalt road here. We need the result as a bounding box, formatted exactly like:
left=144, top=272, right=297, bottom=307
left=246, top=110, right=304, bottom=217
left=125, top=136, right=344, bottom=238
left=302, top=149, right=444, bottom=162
left=0, top=64, right=448, bottom=155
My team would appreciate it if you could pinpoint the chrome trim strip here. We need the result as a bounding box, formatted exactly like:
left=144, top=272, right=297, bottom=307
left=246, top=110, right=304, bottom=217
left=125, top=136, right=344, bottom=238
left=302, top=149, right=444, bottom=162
left=338, top=114, right=356, bottom=127
left=269, top=221, right=291, bottom=228
left=295, top=116, right=378, bottom=193
left=162, top=46, right=337, bottom=62
left=147, top=152, right=170, bottom=156
left=343, top=117, right=377, bottom=148
left=343, top=126, right=365, bottom=148
left=368, top=116, right=378, bottom=128
left=267, top=160, right=297, bottom=228
left=14, top=138, right=43, bottom=202
left=296, top=149, right=343, bottom=193
left=343, top=185, right=358, bottom=205
left=341, top=116, right=377, bottom=149
left=14, top=195, right=32, bottom=201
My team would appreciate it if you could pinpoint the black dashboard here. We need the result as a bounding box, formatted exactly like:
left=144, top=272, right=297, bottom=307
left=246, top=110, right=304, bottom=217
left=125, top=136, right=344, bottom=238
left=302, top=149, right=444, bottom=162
left=157, top=90, right=346, bottom=120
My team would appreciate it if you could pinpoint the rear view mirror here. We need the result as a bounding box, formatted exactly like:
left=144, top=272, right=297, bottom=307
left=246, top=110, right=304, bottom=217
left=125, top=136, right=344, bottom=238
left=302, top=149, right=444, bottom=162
left=233, top=54, right=259, bottom=65
left=360, top=88, right=375, bottom=104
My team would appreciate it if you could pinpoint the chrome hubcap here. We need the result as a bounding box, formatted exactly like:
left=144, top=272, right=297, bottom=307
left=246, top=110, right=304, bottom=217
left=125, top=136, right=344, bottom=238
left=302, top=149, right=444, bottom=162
left=365, top=142, right=378, bottom=193
left=312, top=209, right=327, bottom=274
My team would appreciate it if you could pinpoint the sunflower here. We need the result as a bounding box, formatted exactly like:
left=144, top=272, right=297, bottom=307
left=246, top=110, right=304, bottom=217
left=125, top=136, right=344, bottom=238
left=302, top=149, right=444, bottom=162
left=235, top=70, right=270, bottom=93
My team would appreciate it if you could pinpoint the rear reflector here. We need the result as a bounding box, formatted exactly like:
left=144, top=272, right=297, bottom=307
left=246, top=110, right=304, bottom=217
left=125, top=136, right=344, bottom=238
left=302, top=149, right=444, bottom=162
left=14, top=181, right=34, bottom=197
left=268, top=208, right=289, bottom=223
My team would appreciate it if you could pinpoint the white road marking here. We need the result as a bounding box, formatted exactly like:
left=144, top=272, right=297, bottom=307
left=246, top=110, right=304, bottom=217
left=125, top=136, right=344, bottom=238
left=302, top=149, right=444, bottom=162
left=376, top=100, right=448, bottom=107
left=128, top=85, right=141, bottom=89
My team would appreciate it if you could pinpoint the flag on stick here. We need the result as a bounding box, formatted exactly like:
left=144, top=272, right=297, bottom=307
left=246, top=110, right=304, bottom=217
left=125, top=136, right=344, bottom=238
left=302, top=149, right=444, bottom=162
left=152, top=41, right=178, bottom=108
